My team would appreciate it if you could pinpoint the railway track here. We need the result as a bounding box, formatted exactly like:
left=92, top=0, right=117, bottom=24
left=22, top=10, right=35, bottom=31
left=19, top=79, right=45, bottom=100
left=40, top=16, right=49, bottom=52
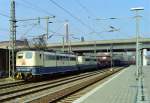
left=0, top=69, right=106, bottom=91
left=0, top=80, right=26, bottom=90
left=0, top=69, right=107, bottom=102
left=0, top=67, right=124, bottom=103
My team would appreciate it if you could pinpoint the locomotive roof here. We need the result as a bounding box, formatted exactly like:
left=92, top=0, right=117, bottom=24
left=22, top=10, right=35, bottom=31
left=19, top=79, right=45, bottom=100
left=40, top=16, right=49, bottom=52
left=17, top=48, right=55, bottom=52
left=17, top=49, right=76, bottom=57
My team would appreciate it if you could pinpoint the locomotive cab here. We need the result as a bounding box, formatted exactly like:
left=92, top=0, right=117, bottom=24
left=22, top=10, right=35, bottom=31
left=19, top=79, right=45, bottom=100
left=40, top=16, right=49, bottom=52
left=16, top=51, right=44, bottom=80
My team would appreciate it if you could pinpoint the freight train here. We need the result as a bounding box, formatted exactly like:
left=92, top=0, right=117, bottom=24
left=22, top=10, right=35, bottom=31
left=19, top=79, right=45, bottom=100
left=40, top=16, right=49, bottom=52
left=15, top=50, right=98, bottom=80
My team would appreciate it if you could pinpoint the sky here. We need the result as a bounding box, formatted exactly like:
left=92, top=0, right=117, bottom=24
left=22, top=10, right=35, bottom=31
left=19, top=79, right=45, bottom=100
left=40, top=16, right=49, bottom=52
left=0, top=0, right=150, bottom=43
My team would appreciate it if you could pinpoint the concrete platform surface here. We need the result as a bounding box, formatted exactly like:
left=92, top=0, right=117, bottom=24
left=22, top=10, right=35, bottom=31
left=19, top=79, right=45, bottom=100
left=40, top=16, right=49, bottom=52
left=73, top=66, right=150, bottom=103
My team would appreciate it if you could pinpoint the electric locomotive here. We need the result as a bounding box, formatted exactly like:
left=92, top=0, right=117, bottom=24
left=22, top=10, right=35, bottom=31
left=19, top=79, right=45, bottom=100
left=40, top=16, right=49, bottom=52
left=16, top=50, right=77, bottom=80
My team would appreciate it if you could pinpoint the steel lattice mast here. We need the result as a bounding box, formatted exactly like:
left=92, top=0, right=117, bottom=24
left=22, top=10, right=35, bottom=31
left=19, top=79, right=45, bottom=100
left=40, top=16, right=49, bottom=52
left=9, top=0, right=16, bottom=78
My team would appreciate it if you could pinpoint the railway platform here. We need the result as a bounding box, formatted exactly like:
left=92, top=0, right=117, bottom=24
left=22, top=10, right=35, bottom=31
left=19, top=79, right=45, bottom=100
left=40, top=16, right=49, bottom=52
left=73, top=65, right=150, bottom=103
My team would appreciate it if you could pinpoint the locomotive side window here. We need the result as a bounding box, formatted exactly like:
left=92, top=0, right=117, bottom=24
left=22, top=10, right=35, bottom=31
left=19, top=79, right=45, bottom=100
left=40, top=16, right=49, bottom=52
left=18, top=55, right=23, bottom=59
left=70, top=57, right=76, bottom=61
left=56, top=55, right=75, bottom=60
left=25, top=52, right=32, bottom=59
left=46, top=54, right=56, bottom=60
left=48, top=55, right=55, bottom=60
left=56, top=56, right=59, bottom=60
left=62, top=56, right=66, bottom=60
left=39, top=54, right=42, bottom=59
left=85, top=58, right=90, bottom=61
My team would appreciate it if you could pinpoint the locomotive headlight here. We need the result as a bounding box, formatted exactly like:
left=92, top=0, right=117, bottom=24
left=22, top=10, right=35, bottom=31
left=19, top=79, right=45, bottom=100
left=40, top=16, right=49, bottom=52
left=102, top=57, right=106, bottom=59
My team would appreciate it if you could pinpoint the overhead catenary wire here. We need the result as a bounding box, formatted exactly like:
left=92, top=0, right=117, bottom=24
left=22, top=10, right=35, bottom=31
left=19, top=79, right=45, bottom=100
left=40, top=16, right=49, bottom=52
left=22, top=0, right=54, bottom=16
left=15, top=1, right=42, bottom=15
left=74, top=0, right=99, bottom=33
left=49, top=0, right=95, bottom=32
left=0, top=12, right=9, bottom=18
left=75, top=0, right=95, bottom=18
left=16, top=0, right=68, bottom=28
left=16, top=0, right=54, bottom=16
left=22, top=23, right=39, bottom=36
left=94, top=16, right=133, bottom=33
left=16, top=0, right=69, bottom=33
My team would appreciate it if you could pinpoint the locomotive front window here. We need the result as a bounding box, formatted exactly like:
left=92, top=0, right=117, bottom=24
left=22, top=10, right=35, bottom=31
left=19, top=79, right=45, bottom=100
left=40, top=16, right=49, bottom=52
left=25, top=52, right=32, bottom=59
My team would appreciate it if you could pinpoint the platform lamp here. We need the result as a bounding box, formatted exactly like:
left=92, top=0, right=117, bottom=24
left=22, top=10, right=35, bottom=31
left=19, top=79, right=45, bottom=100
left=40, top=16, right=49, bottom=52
left=131, top=7, right=144, bottom=78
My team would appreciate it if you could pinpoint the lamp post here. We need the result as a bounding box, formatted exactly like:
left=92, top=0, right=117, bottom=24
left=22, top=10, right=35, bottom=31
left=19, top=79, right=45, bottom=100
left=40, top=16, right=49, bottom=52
left=46, top=16, right=53, bottom=40
left=64, top=21, right=70, bottom=53
left=131, top=7, right=144, bottom=78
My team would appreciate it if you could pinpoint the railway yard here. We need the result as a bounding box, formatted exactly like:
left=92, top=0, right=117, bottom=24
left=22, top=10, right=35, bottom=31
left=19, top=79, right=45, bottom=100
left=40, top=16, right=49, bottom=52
left=0, top=67, right=123, bottom=103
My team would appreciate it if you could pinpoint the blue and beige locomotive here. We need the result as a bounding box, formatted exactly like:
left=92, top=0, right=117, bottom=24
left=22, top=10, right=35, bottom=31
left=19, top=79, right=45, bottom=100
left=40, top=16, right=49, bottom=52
left=15, top=50, right=97, bottom=80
